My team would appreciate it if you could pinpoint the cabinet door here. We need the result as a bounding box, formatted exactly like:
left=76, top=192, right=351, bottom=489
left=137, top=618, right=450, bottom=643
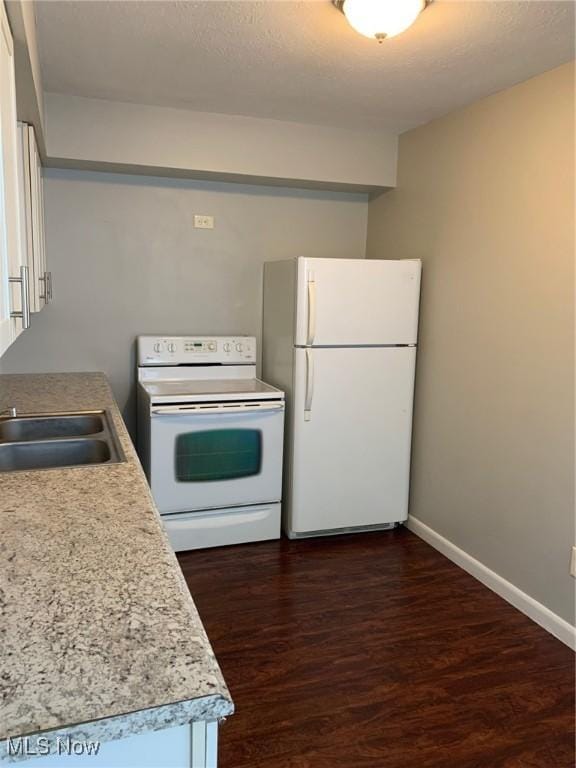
left=28, top=125, right=47, bottom=310
left=17, top=123, right=46, bottom=313
left=17, top=123, right=34, bottom=302
left=0, top=2, right=26, bottom=357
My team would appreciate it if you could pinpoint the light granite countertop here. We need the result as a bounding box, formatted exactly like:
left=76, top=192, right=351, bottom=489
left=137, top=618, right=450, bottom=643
left=0, top=373, right=234, bottom=761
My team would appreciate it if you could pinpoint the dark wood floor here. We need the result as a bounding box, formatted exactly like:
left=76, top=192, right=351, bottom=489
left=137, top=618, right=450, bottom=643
left=178, top=528, right=575, bottom=768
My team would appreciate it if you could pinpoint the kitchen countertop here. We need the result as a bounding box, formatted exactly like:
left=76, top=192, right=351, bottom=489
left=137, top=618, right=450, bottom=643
left=0, top=373, right=233, bottom=761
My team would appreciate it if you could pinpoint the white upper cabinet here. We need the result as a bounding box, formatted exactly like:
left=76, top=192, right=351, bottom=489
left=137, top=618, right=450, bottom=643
left=0, top=0, right=49, bottom=359
left=17, top=122, right=49, bottom=312
left=0, top=0, right=27, bottom=357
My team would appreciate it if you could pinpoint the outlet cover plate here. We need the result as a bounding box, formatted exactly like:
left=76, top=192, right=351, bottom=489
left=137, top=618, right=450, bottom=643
left=194, top=215, right=214, bottom=229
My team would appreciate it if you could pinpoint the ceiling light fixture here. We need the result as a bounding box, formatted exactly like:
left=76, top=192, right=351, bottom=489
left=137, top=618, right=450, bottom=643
left=333, top=0, right=430, bottom=42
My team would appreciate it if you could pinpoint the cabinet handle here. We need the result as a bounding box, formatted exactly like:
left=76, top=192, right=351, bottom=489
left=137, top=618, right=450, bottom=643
left=39, top=271, right=47, bottom=301
left=9, top=266, right=31, bottom=329
left=39, top=270, right=52, bottom=303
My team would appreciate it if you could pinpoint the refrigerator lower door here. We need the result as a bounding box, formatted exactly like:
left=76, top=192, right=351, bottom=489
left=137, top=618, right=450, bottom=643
left=288, top=346, right=416, bottom=536
left=295, top=257, right=421, bottom=346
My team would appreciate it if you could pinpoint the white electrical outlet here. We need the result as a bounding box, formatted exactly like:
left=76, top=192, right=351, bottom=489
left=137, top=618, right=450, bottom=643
left=571, top=547, right=576, bottom=578
left=194, top=215, right=214, bottom=229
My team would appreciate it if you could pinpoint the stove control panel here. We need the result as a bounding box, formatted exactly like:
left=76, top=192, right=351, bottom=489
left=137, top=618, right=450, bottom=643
left=137, top=336, right=257, bottom=366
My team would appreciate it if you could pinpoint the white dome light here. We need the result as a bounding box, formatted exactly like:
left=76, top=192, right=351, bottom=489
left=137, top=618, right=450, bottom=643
left=338, top=0, right=427, bottom=41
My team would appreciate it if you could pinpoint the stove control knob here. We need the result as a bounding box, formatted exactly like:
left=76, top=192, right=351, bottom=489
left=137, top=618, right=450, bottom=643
left=153, top=341, right=164, bottom=354
left=208, top=342, right=216, bottom=351
left=223, top=343, right=231, bottom=353
left=167, top=342, right=176, bottom=353
left=235, top=342, right=243, bottom=353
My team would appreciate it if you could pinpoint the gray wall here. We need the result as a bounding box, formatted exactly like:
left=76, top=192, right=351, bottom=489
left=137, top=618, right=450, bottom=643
left=46, top=93, right=398, bottom=191
left=367, top=63, right=575, bottom=624
left=2, top=170, right=368, bottom=432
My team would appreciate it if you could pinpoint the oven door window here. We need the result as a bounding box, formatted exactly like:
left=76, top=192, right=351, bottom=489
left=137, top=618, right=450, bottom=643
left=175, top=429, right=262, bottom=482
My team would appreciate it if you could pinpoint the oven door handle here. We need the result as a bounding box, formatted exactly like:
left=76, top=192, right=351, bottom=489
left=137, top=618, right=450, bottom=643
left=151, top=403, right=284, bottom=416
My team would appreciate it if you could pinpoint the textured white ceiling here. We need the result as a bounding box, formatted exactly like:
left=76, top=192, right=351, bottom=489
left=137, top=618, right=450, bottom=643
left=36, top=0, right=575, bottom=133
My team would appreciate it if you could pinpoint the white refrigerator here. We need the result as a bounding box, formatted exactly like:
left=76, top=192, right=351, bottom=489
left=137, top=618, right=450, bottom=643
left=262, top=257, right=421, bottom=538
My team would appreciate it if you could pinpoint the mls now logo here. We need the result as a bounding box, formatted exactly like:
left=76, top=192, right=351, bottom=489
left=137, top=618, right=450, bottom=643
left=6, top=736, right=101, bottom=757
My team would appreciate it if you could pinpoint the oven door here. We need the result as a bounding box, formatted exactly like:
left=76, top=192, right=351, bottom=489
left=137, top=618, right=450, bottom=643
left=149, top=401, right=284, bottom=514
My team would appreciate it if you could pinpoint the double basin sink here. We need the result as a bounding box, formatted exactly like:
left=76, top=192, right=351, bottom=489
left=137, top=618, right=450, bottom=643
left=0, top=411, right=125, bottom=473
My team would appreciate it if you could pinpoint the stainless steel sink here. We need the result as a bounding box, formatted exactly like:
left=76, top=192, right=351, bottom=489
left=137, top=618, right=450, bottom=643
left=0, top=413, right=104, bottom=442
left=0, top=439, right=113, bottom=472
left=0, top=409, right=125, bottom=473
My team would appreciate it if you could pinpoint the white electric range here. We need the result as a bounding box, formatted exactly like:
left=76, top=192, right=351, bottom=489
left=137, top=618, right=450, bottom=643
left=137, top=335, right=285, bottom=551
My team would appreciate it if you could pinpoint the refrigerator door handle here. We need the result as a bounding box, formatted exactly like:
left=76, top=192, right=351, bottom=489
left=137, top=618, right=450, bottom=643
left=305, top=348, right=314, bottom=421
left=307, top=271, right=316, bottom=345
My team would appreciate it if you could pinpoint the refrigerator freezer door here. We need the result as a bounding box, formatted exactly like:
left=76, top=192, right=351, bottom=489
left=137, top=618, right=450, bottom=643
left=288, top=346, right=416, bottom=535
left=295, top=258, right=421, bottom=346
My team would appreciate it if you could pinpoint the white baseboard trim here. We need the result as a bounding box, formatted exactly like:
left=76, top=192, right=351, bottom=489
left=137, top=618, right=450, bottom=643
left=406, top=516, right=576, bottom=651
